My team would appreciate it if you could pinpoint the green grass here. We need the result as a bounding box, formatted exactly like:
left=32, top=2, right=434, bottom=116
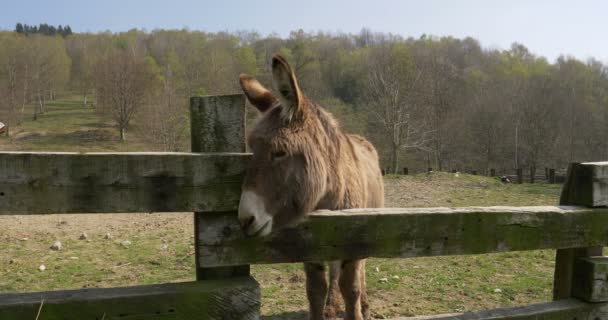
left=0, top=96, right=567, bottom=319
left=0, top=96, right=152, bottom=152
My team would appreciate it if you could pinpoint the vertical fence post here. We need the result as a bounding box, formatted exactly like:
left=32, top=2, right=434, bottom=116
left=403, top=167, right=408, bottom=175
left=490, top=168, right=496, bottom=177
left=190, top=95, right=249, bottom=280
left=516, top=168, right=523, bottom=184
left=530, top=166, right=536, bottom=184
left=549, top=168, right=556, bottom=184
left=553, top=163, right=604, bottom=300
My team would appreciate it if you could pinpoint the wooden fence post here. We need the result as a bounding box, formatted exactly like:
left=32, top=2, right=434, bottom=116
left=530, top=166, right=536, bottom=184
left=190, top=95, right=250, bottom=280
left=403, top=167, right=408, bottom=175
left=553, top=163, right=604, bottom=300
left=549, top=168, right=556, bottom=184
left=516, top=168, right=523, bottom=184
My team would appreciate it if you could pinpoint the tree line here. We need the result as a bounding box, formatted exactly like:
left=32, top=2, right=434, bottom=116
left=15, top=23, right=73, bottom=37
left=0, top=28, right=607, bottom=172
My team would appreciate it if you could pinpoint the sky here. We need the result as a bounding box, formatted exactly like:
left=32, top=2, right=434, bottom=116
left=1, top=0, right=606, bottom=63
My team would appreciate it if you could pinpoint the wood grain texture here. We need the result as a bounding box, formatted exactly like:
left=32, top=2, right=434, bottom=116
left=190, top=95, right=246, bottom=153
left=0, top=278, right=260, bottom=320
left=393, top=299, right=606, bottom=320
left=560, top=162, right=608, bottom=207
left=0, top=152, right=248, bottom=214
left=190, top=94, right=250, bottom=280
left=573, top=257, right=608, bottom=302
left=554, top=162, right=605, bottom=300
left=197, top=206, right=608, bottom=267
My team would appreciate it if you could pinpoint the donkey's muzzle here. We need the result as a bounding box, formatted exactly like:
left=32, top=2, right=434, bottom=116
left=238, top=190, right=273, bottom=237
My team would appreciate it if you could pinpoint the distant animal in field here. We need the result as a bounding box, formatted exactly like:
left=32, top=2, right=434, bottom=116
left=237, top=54, right=384, bottom=320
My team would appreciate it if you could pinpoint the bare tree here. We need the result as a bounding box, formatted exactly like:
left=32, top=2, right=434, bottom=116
left=363, top=44, right=431, bottom=173
left=95, top=47, right=154, bottom=141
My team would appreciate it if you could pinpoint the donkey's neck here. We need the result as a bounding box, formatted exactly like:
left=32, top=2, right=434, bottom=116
left=311, top=104, right=357, bottom=211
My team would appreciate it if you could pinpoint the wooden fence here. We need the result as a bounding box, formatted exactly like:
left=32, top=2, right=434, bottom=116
left=0, top=94, right=607, bottom=319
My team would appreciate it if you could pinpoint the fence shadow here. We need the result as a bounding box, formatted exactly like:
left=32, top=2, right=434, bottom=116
left=261, top=311, right=307, bottom=320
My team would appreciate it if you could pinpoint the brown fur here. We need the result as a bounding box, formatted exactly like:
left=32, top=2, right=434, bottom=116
left=239, top=54, right=384, bottom=320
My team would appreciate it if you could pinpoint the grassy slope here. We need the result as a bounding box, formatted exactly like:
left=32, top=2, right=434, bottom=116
left=0, top=97, right=566, bottom=319
left=0, top=96, right=150, bottom=152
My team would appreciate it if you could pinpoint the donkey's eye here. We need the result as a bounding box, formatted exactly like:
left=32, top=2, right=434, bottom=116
left=271, top=151, right=287, bottom=161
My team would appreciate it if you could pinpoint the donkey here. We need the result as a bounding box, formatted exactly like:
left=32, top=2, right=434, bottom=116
left=237, top=54, right=384, bottom=320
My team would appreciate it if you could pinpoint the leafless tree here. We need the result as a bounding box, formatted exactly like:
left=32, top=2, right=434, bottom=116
left=363, top=44, right=432, bottom=173
left=94, top=47, right=153, bottom=141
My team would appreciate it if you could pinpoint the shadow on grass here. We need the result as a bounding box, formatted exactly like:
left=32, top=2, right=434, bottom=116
left=261, top=311, right=307, bottom=320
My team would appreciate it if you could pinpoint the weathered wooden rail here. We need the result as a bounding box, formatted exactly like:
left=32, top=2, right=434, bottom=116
left=0, top=94, right=607, bottom=319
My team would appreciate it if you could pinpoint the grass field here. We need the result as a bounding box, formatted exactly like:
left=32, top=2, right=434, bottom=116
left=0, top=96, right=566, bottom=319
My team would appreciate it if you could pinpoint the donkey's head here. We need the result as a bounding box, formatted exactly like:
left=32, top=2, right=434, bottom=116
left=238, top=54, right=335, bottom=237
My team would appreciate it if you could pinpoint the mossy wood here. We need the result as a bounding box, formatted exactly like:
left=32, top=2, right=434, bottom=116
left=573, top=257, right=608, bottom=302
left=190, top=94, right=251, bottom=281
left=197, top=206, right=608, bottom=267
left=0, top=152, right=248, bottom=214
left=560, top=161, right=608, bottom=207
left=0, top=278, right=259, bottom=320
left=394, top=299, right=607, bottom=320
left=554, top=162, right=606, bottom=300
left=190, top=95, right=246, bottom=154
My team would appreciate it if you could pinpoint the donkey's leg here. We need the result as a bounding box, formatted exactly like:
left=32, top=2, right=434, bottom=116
left=304, top=262, right=329, bottom=320
left=359, top=259, right=370, bottom=319
left=325, top=261, right=342, bottom=318
left=339, top=259, right=364, bottom=320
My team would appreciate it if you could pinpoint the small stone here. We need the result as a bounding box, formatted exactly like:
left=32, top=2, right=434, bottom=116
left=50, top=241, right=62, bottom=251
left=374, top=267, right=380, bottom=273
left=494, top=288, right=502, bottom=293
left=79, top=233, right=88, bottom=240
left=160, top=244, right=169, bottom=250
left=104, top=233, right=112, bottom=240
left=69, top=256, right=79, bottom=260
left=379, top=277, right=388, bottom=283
left=19, top=237, right=29, bottom=241
left=121, top=240, right=131, bottom=247
left=38, top=264, right=46, bottom=272
left=454, top=173, right=460, bottom=177
left=392, top=275, right=400, bottom=280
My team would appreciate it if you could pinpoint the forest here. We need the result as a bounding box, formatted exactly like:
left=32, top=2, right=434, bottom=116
left=0, top=27, right=606, bottom=173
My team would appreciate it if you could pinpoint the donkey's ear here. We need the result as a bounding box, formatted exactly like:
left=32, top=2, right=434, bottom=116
left=272, top=54, right=303, bottom=122
left=239, top=74, right=278, bottom=112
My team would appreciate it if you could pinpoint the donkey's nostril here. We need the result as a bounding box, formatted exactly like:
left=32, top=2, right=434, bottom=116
left=241, top=216, right=255, bottom=231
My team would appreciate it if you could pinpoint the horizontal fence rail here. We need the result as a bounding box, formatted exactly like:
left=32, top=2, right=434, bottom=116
left=0, top=152, right=250, bottom=214
left=197, top=206, right=608, bottom=267
left=396, top=299, right=608, bottom=320
left=0, top=278, right=259, bottom=320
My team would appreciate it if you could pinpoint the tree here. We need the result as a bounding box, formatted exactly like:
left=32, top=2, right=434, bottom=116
left=363, top=43, right=431, bottom=173
left=94, top=46, right=155, bottom=141
left=0, top=33, right=26, bottom=135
